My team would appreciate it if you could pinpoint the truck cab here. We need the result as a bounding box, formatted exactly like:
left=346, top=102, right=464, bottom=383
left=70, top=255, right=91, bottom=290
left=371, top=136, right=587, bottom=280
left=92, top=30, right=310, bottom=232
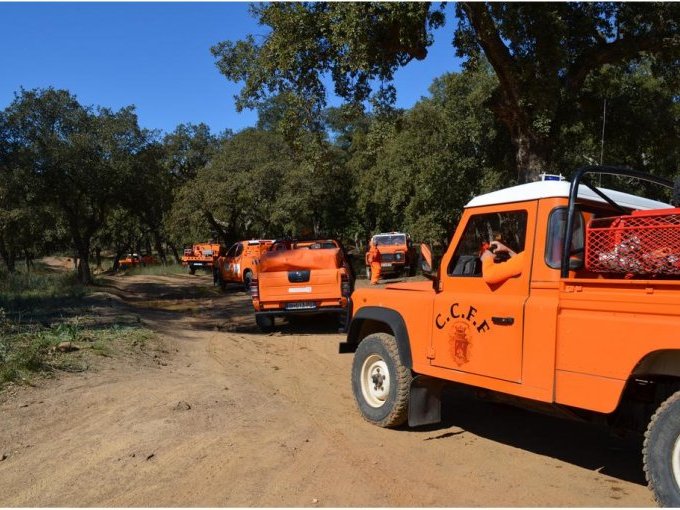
left=181, top=242, right=221, bottom=275
left=342, top=166, right=680, bottom=506
left=365, top=232, right=416, bottom=278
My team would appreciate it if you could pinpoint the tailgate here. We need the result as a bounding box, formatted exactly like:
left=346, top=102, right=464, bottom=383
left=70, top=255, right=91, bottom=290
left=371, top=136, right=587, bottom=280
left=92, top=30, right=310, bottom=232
left=259, top=268, right=341, bottom=303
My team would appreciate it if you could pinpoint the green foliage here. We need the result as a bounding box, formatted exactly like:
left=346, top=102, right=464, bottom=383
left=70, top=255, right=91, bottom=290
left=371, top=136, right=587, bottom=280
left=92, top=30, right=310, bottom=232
left=350, top=65, right=513, bottom=244
left=212, top=2, right=445, bottom=135
left=213, top=2, right=678, bottom=181
left=0, top=269, right=85, bottom=310
left=453, top=2, right=679, bottom=179
left=2, top=88, right=152, bottom=282
left=0, top=312, right=154, bottom=386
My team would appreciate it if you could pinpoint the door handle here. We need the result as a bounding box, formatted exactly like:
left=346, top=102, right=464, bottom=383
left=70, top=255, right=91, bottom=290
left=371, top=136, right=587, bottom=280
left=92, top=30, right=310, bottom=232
left=491, top=316, right=514, bottom=326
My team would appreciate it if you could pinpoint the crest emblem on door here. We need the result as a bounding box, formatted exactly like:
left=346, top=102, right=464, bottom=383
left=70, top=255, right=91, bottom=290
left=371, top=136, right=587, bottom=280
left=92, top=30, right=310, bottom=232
left=449, top=321, right=472, bottom=366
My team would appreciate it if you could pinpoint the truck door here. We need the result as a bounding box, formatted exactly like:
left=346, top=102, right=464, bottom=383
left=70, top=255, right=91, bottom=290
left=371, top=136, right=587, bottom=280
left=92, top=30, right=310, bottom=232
left=431, top=204, right=536, bottom=383
left=224, top=243, right=239, bottom=279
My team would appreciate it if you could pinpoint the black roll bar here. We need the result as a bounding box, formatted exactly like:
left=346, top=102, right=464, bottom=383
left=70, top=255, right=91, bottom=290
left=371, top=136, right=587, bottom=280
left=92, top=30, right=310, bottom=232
left=560, top=165, right=674, bottom=278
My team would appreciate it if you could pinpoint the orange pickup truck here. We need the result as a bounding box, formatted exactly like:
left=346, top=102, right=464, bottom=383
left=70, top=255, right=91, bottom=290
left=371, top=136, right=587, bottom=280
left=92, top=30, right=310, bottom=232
left=215, top=239, right=274, bottom=291
left=251, top=239, right=355, bottom=332
left=341, top=166, right=680, bottom=506
left=181, top=242, right=221, bottom=275
left=365, top=232, right=416, bottom=278
left=118, top=253, right=156, bottom=270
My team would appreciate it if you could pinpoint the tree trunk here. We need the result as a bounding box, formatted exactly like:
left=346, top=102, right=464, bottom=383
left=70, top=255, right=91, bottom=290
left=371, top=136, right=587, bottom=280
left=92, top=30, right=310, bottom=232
left=169, top=243, right=182, bottom=264
left=112, top=249, right=125, bottom=272
left=153, top=233, right=167, bottom=264
left=0, top=238, right=16, bottom=273
left=75, top=242, right=93, bottom=284
left=24, top=249, right=33, bottom=272
left=95, top=246, right=102, bottom=270
left=513, top=129, right=550, bottom=184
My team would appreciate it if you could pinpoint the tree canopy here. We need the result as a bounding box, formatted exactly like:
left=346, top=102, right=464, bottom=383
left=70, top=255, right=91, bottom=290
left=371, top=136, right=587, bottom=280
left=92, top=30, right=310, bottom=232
left=212, top=1, right=679, bottom=182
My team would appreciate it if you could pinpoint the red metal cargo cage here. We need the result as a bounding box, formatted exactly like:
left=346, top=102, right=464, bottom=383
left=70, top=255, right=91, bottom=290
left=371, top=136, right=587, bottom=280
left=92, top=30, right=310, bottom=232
left=585, top=209, right=680, bottom=275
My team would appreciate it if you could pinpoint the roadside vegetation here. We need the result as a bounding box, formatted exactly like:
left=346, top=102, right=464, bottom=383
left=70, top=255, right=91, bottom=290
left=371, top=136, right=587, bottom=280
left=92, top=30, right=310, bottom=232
left=0, top=266, right=154, bottom=389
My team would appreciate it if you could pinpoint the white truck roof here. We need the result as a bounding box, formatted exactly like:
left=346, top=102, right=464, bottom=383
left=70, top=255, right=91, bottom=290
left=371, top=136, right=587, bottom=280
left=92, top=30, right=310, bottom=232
left=466, top=180, right=671, bottom=211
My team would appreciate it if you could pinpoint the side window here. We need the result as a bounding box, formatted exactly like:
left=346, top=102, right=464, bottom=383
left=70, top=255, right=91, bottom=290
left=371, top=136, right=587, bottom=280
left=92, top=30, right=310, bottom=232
left=447, top=210, right=528, bottom=277
left=545, top=207, right=584, bottom=269
left=234, top=243, right=244, bottom=257
left=226, top=243, right=238, bottom=258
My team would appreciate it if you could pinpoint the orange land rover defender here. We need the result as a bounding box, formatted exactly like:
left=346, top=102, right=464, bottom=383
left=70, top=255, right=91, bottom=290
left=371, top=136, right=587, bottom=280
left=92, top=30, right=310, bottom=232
left=251, top=239, right=355, bottom=332
left=181, top=242, right=221, bottom=275
left=215, top=239, right=274, bottom=291
left=365, top=232, right=417, bottom=279
left=340, top=166, right=680, bottom=506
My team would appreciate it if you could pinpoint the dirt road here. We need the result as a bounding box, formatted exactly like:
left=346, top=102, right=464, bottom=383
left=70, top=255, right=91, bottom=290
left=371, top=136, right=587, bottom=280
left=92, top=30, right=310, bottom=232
left=0, top=271, right=656, bottom=506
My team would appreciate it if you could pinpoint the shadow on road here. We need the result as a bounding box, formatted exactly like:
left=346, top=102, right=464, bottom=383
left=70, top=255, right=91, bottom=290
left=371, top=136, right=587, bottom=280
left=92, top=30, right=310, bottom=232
left=434, top=385, right=646, bottom=486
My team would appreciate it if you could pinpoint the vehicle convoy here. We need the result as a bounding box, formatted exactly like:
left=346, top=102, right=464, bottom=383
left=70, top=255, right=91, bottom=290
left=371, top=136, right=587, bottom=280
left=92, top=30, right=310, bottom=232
left=251, top=239, right=355, bottom=332
left=365, top=232, right=417, bottom=279
left=215, top=239, right=274, bottom=291
left=340, top=166, right=680, bottom=506
left=181, top=242, right=221, bottom=275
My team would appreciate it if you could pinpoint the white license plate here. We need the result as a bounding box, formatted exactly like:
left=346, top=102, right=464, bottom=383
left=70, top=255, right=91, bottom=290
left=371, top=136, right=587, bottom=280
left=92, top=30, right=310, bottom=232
left=380, top=262, right=392, bottom=267
left=288, top=286, right=312, bottom=293
left=285, top=301, right=317, bottom=310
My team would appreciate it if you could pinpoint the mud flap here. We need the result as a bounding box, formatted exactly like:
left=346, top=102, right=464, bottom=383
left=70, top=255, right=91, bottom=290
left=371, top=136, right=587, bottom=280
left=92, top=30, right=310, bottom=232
left=408, top=375, right=445, bottom=427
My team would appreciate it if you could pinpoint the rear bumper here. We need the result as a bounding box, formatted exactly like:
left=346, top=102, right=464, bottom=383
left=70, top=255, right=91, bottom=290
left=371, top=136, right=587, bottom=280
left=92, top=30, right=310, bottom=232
left=256, top=306, right=346, bottom=317
left=369, top=262, right=408, bottom=274
left=256, top=297, right=353, bottom=332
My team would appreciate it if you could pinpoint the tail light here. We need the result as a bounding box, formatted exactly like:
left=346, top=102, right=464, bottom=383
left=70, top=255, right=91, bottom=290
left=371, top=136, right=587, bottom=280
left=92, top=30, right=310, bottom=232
left=341, top=273, right=351, bottom=297
left=250, top=278, right=259, bottom=299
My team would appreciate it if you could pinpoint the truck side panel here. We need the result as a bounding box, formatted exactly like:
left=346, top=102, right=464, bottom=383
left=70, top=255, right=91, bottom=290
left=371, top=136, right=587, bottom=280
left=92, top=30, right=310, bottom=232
left=556, top=279, right=680, bottom=413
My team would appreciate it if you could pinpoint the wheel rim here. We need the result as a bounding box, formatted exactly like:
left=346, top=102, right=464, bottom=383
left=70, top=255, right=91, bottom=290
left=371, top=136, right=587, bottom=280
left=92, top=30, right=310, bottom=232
left=672, top=434, right=680, bottom=489
left=360, top=354, right=390, bottom=408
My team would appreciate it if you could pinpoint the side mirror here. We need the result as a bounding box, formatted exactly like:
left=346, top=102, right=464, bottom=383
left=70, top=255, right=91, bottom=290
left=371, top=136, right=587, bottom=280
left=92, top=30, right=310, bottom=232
left=420, top=243, right=433, bottom=275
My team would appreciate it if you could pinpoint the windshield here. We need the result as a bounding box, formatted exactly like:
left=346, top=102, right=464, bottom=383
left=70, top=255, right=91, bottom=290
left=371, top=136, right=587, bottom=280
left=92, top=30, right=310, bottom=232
left=373, top=234, right=406, bottom=246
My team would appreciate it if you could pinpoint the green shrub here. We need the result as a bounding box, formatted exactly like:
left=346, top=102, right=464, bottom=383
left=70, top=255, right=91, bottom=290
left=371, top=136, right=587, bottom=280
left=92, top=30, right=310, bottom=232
left=0, top=310, right=154, bottom=387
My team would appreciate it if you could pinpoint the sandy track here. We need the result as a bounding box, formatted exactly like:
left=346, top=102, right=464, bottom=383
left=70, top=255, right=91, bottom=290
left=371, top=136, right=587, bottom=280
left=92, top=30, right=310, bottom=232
left=0, top=272, right=655, bottom=506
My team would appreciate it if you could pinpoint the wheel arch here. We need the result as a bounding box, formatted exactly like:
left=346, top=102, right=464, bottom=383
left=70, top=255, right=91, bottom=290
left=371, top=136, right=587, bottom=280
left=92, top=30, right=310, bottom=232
left=346, top=306, right=413, bottom=369
left=633, top=350, right=680, bottom=379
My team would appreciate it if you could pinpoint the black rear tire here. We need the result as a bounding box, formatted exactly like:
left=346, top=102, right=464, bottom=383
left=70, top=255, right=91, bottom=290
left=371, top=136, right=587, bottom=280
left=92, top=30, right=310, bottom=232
left=243, top=271, right=253, bottom=293
left=351, top=333, right=412, bottom=428
left=644, top=390, right=680, bottom=506
left=255, top=313, right=274, bottom=333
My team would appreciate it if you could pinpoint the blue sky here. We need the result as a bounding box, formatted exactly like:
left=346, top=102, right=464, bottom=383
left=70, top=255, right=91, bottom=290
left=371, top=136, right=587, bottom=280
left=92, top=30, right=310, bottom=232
left=0, top=2, right=463, bottom=136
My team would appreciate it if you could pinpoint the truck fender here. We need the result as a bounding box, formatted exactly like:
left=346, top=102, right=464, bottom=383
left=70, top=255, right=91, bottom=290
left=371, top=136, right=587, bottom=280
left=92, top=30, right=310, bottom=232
left=633, top=350, right=680, bottom=378
left=340, top=306, right=413, bottom=369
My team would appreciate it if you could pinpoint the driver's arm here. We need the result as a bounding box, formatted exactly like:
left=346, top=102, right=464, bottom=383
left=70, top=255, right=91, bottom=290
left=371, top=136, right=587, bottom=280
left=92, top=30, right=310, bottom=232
left=480, top=241, right=525, bottom=285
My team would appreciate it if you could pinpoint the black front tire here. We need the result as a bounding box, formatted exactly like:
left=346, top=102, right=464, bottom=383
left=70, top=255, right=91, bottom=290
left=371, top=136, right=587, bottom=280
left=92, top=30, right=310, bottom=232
left=188, top=265, right=196, bottom=275
left=255, top=313, right=274, bottom=333
left=644, top=390, right=680, bottom=506
left=351, top=333, right=412, bottom=428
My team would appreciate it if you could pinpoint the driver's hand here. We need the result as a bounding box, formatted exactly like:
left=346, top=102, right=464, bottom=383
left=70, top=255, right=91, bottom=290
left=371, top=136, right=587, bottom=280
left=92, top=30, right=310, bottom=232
left=490, top=241, right=516, bottom=257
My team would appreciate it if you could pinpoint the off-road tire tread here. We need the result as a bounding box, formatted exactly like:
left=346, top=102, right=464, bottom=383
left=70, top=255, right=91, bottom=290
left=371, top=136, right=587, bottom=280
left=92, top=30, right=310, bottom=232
left=355, top=333, right=412, bottom=428
left=643, top=390, right=680, bottom=507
